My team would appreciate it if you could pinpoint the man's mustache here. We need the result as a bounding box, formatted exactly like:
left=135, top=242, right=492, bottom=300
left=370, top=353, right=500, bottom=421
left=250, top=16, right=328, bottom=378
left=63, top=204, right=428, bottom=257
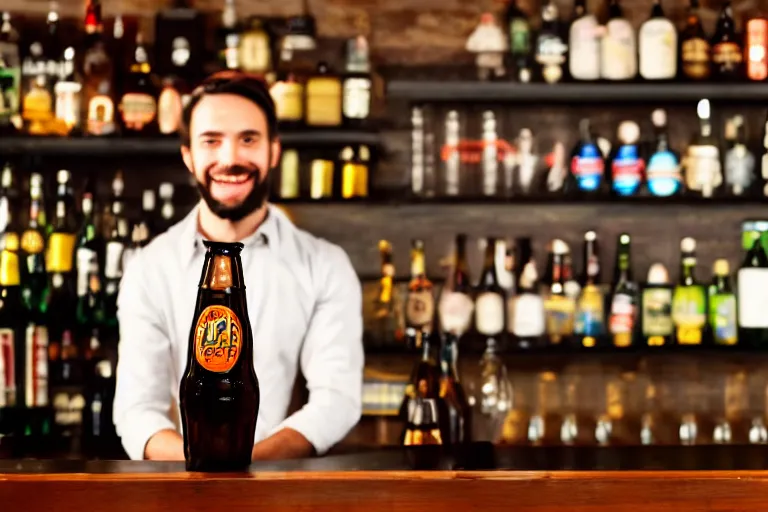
left=205, top=164, right=260, bottom=181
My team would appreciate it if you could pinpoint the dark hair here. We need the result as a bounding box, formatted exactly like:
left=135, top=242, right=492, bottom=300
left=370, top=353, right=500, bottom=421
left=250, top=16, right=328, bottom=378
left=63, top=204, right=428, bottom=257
left=179, top=71, right=278, bottom=147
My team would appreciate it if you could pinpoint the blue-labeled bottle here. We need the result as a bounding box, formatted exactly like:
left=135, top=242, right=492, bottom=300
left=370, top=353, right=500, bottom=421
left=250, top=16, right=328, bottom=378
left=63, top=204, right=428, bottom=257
left=645, top=109, right=682, bottom=197
left=610, top=120, right=645, bottom=197
left=569, top=118, right=606, bottom=196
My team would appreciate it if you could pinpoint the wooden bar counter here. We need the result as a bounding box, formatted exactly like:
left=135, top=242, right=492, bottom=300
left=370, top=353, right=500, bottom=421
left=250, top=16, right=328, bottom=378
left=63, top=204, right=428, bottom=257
left=3, top=444, right=768, bottom=511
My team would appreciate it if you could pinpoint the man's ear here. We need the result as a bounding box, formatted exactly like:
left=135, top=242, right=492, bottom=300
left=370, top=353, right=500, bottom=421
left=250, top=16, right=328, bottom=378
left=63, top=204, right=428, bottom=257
left=270, top=138, right=282, bottom=169
left=181, top=145, right=193, bottom=174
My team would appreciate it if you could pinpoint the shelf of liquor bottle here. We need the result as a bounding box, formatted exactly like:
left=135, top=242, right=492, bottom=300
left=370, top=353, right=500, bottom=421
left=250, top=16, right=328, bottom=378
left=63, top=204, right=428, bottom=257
left=0, top=129, right=383, bottom=156
left=275, top=194, right=768, bottom=207
left=387, top=80, right=768, bottom=104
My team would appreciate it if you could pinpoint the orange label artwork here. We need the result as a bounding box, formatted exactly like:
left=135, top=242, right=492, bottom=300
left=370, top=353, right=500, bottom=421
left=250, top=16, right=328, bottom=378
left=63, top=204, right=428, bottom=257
left=194, top=305, right=243, bottom=373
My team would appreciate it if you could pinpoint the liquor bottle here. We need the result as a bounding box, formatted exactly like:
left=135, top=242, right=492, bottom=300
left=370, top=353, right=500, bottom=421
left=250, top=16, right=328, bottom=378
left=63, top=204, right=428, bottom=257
left=180, top=241, right=260, bottom=472
left=405, top=240, right=435, bottom=350
left=82, top=0, right=116, bottom=137
left=724, top=116, right=756, bottom=197
left=535, top=0, right=567, bottom=84
left=53, top=47, right=81, bottom=135
left=0, top=214, right=22, bottom=407
left=270, top=55, right=304, bottom=127
left=638, top=0, right=677, bottom=80
left=708, top=259, right=737, bottom=346
left=154, top=0, right=206, bottom=84
left=569, top=118, right=606, bottom=196
left=372, top=240, right=403, bottom=346
left=238, top=17, right=273, bottom=78
left=575, top=231, right=604, bottom=347
left=403, top=397, right=443, bottom=446
left=20, top=174, right=49, bottom=410
left=710, top=1, right=743, bottom=80
left=745, top=16, right=768, bottom=81
left=75, top=188, right=99, bottom=334
left=283, top=0, right=317, bottom=53
left=138, top=190, right=157, bottom=246
left=646, top=109, right=682, bottom=197
left=43, top=1, right=62, bottom=93
left=277, top=149, right=299, bottom=199
left=104, top=173, right=128, bottom=328
left=544, top=239, right=575, bottom=345
left=505, top=0, right=532, bottom=82
left=21, top=40, right=53, bottom=136
left=475, top=238, right=507, bottom=343
left=737, top=233, right=768, bottom=346
left=340, top=146, right=356, bottom=199
left=443, top=110, right=463, bottom=196
left=641, top=263, right=674, bottom=346
left=608, top=234, right=638, bottom=348
left=216, top=0, right=241, bottom=71
left=0, top=162, right=16, bottom=236
left=355, top=146, right=370, bottom=198
left=342, top=15, right=372, bottom=127
left=305, top=62, right=341, bottom=127
left=119, top=32, right=158, bottom=136
left=157, top=183, right=176, bottom=235
left=683, top=99, right=721, bottom=198
left=439, top=334, right=472, bottom=444
left=439, top=234, right=475, bottom=340
left=671, top=237, right=707, bottom=345
left=568, top=0, right=600, bottom=81
left=601, top=0, right=636, bottom=81
left=481, top=111, right=500, bottom=197
left=0, top=12, right=21, bottom=133
left=82, top=325, right=117, bottom=457
left=508, top=253, right=545, bottom=349
left=111, top=13, right=126, bottom=103
left=610, top=121, right=644, bottom=197
left=680, top=0, right=711, bottom=81
left=157, top=77, right=183, bottom=136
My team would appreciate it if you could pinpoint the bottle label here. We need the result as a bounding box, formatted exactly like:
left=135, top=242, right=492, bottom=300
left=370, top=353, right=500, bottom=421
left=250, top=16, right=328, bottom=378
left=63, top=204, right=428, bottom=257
left=642, top=288, right=673, bottom=337
left=54, top=80, right=82, bottom=130
left=510, top=294, right=545, bottom=337
left=601, top=19, right=637, bottom=80
left=87, top=94, right=116, bottom=135
left=25, top=325, right=48, bottom=407
left=438, top=291, right=474, bottom=336
left=46, top=233, right=76, bottom=273
left=712, top=41, right=743, bottom=72
left=475, top=292, right=504, bottom=335
left=120, top=92, right=157, bottom=130
left=709, top=293, right=737, bottom=344
left=672, top=285, right=707, bottom=344
left=569, top=15, right=601, bottom=80
left=609, top=292, right=636, bottom=347
left=105, top=241, right=125, bottom=280
left=685, top=144, right=722, bottom=196
left=193, top=305, right=243, bottom=373
left=0, top=249, right=20, bottom=286
left=639, top=19, right=677, bottom=79
left=575, top=284, right=605, bottom=336
left=406, top=290, right=434, bottom=330
left=76, top=247, right=96, bottom=297
left=342, top=77, right=371, bottom=120
left=157, top=86, right=183, bottom=134
left=571, top=143, right=604, bottom=191
left=240, top=32, right=271, bottom=73
left=682, top=38, right=711, bottom=79
left=270, top=82, right=304, bottom=122
left=646, top=150, right=682, bottom=196
left=306, top=78, right=342, bottom=126
left=738, top=268, right=768, bottom=328
left=611, top=144, right=645, bottom=196
left=536, top=35, right=567, bottom=84
left=510, top=18, right=530, bottom=55
left=0, top=329, right=14, bottom=407
left=545, top=294, right=575, bottom=341
left=724, top=146, right=756, bottom=194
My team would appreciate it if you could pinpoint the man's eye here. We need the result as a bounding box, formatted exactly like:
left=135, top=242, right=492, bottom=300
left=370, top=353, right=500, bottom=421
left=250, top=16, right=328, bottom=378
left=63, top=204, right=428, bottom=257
left=242, top=136, right=256, bottom=145
left=202, top=139, right=218, bottom=147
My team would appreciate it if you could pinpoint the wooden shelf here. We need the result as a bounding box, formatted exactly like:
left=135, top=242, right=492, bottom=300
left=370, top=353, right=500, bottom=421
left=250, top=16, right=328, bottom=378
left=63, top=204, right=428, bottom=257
left=0, top=130, right=382, bottom=156
left=387, top=80, right=768, bottom=104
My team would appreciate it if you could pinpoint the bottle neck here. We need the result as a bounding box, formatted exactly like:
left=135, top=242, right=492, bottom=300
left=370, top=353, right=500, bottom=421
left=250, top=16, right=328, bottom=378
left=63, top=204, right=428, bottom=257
left=480, top=241, right=498, bottom=285
left=440, top=334, right=460, bottom=380
left=680, top=254, right=697, bottom=285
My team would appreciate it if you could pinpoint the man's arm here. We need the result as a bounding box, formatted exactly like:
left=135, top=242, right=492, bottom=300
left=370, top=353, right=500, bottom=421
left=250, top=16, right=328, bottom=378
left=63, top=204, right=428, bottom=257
left=113, top=249, right=183, bottom=461
left=253, top=243, right=364, bottom=460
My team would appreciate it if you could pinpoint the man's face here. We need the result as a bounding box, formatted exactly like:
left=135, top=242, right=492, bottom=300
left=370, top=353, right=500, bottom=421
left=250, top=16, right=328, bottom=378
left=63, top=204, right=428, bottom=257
left=181, top=93, right=280, bottom=221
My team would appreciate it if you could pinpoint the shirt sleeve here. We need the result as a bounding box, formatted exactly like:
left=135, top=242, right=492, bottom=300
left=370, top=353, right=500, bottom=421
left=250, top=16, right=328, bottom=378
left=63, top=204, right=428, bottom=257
left=113, top=249, right=178, bottom=460
left=271, top=243, right=364, bottom=455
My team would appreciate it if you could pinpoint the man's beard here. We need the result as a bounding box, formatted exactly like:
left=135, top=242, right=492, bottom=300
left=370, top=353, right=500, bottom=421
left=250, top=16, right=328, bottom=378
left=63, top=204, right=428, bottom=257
left=196, top=162, right=270, bottom=222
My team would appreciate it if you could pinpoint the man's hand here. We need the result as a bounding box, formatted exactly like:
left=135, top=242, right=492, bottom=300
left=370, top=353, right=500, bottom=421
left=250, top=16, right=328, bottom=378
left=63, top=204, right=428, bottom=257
left=144, top=429, right=185, bottom=461
left=251, top=428, right=315, bottom=461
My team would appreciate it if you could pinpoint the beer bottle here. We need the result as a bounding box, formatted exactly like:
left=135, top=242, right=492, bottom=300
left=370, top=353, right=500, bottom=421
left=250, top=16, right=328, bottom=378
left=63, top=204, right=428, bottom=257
left=438, top=333, right=472, bottom=444
left=180, top=241, right=259, bottom=472
left=0, top=227, right=22, bottom=408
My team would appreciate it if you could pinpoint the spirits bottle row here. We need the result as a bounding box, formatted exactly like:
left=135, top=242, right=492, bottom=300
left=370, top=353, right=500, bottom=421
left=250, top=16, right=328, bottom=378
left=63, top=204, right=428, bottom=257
left=411, top=102, right=768, bottom=199
left=372, top=229, right=768, bottom=352
left=468, top=0, right=768, bottom=83
left=0, top=0, right=373, bottom=138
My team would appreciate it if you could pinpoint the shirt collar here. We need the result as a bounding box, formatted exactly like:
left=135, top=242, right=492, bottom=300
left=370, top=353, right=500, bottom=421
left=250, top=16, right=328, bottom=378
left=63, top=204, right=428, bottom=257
left=179, top=202, right=281, bottom=269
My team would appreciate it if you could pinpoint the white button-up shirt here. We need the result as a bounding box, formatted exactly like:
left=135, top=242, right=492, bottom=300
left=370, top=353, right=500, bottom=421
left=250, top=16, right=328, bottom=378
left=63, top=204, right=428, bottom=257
left=113, top=203, right=364, bottom=460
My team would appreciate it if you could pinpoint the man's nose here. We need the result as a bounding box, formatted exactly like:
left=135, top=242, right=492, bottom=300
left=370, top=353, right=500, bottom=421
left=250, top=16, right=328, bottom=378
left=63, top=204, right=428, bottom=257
left=217, top=140, right=238, bottom=166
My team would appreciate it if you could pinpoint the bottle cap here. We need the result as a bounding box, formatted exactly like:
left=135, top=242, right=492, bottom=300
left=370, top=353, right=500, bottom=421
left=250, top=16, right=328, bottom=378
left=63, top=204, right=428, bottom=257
left=713, top=259, right=729, bottom=276
left=647, top=263, right=669, bottom=284
left=681, top=237, right=696, bottom=253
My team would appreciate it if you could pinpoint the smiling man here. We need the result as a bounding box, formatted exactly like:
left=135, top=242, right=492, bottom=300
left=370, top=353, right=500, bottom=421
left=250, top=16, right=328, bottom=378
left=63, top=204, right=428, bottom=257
left=113, top=72, right=364, bottom=462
